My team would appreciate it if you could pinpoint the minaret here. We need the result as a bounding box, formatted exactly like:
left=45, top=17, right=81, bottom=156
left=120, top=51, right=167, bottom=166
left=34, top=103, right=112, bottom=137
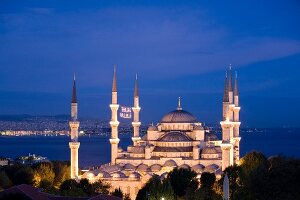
left=233, top=72, right=241, bottom=164
left=69, top=74, right=80, bottom=179
left=109, top=65, right=120, bottom=165
left=222, top=71, right=229, bottom=121
left=220, top=68, right=234, bottom=171
left=132, top=74, right=141, bottom=146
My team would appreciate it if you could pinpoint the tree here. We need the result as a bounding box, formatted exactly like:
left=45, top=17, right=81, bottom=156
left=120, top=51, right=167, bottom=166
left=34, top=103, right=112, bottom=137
left=92, top=180, right=111, bottom=195
left=60, top=179, right=78, bottom=191
left=32, top=162, right=55, bottom=188
left=191, top=172, right=221, bottom=200
left=0, top=171, right=12, bottom=189
left=111, top=188, right=123, bottom=198
left=60, top=179, right=86, bottom=197
left=79, top=178, right=93, bottom=195
left=167, top=168, right=198, bottom=198
left=200, top=172, right=215, bottom=189
left=12, top=167, right=34, bottom=185
left=52, top=161, right=70, bottom=188
left=239, top=151, right=269, bottom=200
left=217, top=166, right=244, bottom=200
left=239, top=151, right=268, bottom=178
left=136, top=175, right=174, bottom=200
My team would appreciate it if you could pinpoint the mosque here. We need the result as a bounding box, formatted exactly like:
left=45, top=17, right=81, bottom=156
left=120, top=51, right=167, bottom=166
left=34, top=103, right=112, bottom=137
left=68, top=66, right=241, bottom=200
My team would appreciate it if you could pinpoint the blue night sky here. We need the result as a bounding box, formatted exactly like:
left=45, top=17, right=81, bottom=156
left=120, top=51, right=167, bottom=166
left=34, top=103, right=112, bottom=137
left=0, top=0, right=300, bottom=128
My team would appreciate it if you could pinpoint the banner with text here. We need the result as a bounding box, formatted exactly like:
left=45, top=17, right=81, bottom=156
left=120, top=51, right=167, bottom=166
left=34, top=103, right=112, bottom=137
left=119, top=106, right=132, bottom=119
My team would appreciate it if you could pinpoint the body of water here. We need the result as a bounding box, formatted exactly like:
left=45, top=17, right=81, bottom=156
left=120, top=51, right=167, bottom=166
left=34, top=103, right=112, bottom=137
left=0, top=129, right=299, bottom=167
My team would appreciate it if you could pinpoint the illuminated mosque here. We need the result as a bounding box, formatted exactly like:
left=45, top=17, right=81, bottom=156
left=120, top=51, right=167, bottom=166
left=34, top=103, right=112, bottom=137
left=68, top=66, right=241, bottom=200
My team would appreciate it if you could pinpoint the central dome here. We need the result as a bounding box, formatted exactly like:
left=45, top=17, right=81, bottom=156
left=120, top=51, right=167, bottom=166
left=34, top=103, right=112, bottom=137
left=160, top=110, right=198, bottom=123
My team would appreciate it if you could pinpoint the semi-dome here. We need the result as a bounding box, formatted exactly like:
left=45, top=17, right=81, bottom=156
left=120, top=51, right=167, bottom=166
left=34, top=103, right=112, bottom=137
left=137, top=164, right=149, bottom=172
left=160, top=110, right=198, bottom=123
left=194, top=125, right=204, bottom=131
left=179, top=164, right=190, bottom=169
left=159, top=131, right=192, bottom=142
left=202, top=146, right=218, bottom=154
left=148, top=124, right=158, bottom=131
left=123, top=163, right=136, bottom=171
left=129, top=172, right=141, bottom=179
left=163, top=160, right=177, bottom=168
left=192, top=164, right=205, bottom=173
left=150, top=164, right=162, bottom=172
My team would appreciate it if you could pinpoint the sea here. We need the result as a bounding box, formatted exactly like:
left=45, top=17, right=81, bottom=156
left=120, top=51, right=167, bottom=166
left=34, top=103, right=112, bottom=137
left=0, top=128, right=299, bottom=168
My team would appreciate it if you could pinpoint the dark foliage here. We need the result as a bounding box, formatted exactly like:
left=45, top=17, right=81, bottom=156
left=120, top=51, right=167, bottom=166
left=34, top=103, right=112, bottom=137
left=168, top=167, right=198, bottom=197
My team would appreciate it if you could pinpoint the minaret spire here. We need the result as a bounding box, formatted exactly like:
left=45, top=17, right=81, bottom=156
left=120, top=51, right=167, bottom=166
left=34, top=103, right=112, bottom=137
left=223, top=71, right=229, bottom=103
left=234, top=71, right=239, bottom=96
left=228, top=64, right=233, bottom=92
left=134, top=74, right=138, bottom=97
left=177, top=97, right=182, bottom=110
left=112, top=64, right=117, bottom=92
left=72, top=74, right=77, bottom=103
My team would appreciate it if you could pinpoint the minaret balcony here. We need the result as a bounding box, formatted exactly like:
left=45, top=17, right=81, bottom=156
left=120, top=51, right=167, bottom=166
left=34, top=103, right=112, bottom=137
left=132, top=122, right=141, bottom=126
left=110, top=121, right=120, bottom=126
left=109, top=138, right=120, bottom=144
left=132, top=107, right=141, bottom=111
left=69, top=142, right=80, bottom=149
left=220, top=121, right=235, bottom=127
left=233, top=106, right=241, bottom=111
left=110, top=104, right=119, bottom=108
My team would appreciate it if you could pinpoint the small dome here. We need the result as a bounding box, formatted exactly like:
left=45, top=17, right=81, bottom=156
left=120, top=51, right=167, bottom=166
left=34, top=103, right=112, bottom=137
left=202, top=146, right=218, bottom=154
left=192, top=164, right=205, bottom=173
left=150, top=164, right=162, bottom=172
left=112, top=171, right=126, bottom=179
left=163, top=160, right=177, bottom=168
left=123, top=163, right=136, bottom=171
left=194, top=125, right=204, bottom=131
left=161, top=110, right=198, bottom=123
left=97, top=171, right=111, bottom=178
left=179, top=164, right=190, bottom=169
left=148, top=125, right=158, bottom=131
left=205, top=132, right=219, bottom=141
left=159, top=132, right=192, bottom=142
left=204, top=164, right=220, bottom=173
left=129, top=172, right=141, bottom=179
left=137, top=164, right=149, bottom=172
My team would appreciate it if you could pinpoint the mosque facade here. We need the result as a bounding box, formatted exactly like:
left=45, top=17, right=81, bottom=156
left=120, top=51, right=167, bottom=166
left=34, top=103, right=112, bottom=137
left=69, top=66, right=241, bottom=200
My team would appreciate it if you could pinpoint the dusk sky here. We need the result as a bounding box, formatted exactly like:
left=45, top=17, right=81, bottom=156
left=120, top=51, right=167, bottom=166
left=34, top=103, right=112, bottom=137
left=0, top=0, right=300, bottom=128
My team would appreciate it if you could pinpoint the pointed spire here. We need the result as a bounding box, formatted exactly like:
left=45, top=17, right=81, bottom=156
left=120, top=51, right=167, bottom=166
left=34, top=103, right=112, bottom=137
left=134, top=74, right=138, bottom=97
left=177, top=97, right=182, bottom=110
left=112, top=64, right=117, bottom=92
left=228, top=64, right=233, bottom=92
left=234, top=71, right=239, bottom=96
left=72, top=74, right=77, bottom=103
left=223, top=71, right=229, bottom=102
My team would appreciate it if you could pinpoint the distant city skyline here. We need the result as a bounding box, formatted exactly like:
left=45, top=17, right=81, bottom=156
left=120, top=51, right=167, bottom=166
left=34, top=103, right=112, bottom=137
left=0, top=1, right=300, bottom=128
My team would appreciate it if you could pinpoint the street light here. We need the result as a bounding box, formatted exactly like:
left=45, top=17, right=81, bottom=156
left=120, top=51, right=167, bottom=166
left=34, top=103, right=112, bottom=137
left=162, top=198, right=165, bottom=200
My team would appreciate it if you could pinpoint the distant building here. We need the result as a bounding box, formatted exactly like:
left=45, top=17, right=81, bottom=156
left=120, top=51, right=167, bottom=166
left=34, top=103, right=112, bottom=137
left=15, top=153, right=49, bottom=165
left=0, top=157, right=9, bottom=166
left=70, top=65, right=241, bottom=200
